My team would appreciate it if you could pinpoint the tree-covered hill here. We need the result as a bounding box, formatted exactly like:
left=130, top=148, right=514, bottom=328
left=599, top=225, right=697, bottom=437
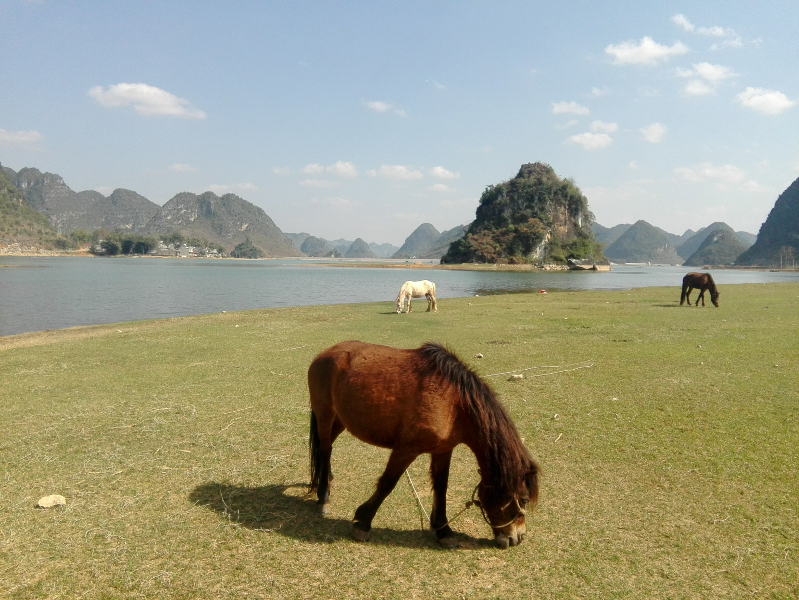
left=676, top=222, right=754, bottom=259
left=441, top=163, right=603, bottom=264
left=683, top=229, right=749, bottom=266
left=344, top=238, right=375, bottom=258
left=143, top=191, right=301, bottom=257
left=392, top=223, right=441, bottom=258
left=603, top=220, right=682, bottom=264
left=736, top=176, right=799, bottom=266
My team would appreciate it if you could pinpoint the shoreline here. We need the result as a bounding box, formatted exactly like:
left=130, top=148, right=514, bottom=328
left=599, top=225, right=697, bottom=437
left=1, top=251, right=794, bottom=273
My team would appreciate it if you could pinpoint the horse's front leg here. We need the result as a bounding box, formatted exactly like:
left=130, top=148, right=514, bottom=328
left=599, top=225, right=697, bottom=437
left=697, top=289, right=705, bottom=306
left=352, top=449, right=418, bottom=541
left=430, top=450, right=458, bottom=548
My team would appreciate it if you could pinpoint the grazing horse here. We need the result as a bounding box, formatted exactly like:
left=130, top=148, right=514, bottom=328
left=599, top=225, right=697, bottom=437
left=680, top=272, right=720, bottom=307
left=308, top=341, right=538, bottom=549
left=396, top=280, right=437, bottom=313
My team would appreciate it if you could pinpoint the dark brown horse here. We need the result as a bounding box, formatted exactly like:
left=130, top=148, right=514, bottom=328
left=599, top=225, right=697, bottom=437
left=308, top=341, right=538, bottom=549
left=680, top=272, right=720, bottom=307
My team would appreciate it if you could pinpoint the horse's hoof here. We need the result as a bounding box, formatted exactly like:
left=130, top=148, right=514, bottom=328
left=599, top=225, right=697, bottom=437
left=352, top=525, right=371, bottom=542
left=438, top=535, right=459, bottom=549
left=319, top=503, right=330, bottom=515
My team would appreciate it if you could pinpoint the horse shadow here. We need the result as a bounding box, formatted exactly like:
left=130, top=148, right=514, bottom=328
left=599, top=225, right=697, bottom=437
left=188, top=482, right=490, bottom=550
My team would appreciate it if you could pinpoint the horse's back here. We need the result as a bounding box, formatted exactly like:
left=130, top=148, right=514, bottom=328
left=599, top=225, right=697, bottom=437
left=309, top=341, right=459, bottom=450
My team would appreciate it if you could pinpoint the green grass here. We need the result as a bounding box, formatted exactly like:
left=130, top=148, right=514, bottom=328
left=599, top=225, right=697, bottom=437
left=1, top=283, right=797, bottom=599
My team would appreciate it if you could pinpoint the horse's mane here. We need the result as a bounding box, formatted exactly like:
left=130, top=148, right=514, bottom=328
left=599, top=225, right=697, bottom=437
left=706, top=274, right=719, bottom=296
left=417, top=342, right=538, bottom=505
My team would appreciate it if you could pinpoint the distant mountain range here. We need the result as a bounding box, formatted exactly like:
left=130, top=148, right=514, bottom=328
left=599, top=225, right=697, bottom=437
left=284, top=233, right=399, bottom=258
left=593, top=219, right=758, bottom=265
left=3, top=164, right=299, bottom=256
left=4, top=161, right=796, bottom=266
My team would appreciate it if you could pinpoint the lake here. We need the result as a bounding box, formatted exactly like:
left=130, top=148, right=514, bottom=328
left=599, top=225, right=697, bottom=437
left=2, top=256, right=798, bottom=336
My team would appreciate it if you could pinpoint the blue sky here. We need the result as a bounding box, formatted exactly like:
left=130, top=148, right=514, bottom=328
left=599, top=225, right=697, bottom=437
left=1, top=1, right=797, bottom=245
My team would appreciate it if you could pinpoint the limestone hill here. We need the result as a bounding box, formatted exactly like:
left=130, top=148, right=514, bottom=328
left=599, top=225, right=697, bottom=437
left=683, top=229, right=750, bottom=266
left=344, top=238, right=375, bottom=258
left=0, top=168, right=64, bottom=251
left=736, top=176, right=799, bottom=266
left=676, top=222, right=754, bottom=259
left=143, top=191, right=300, bottom=257
left=603, top=220, right=682, bottom=264
left=441, top=162, right=602, bottom=264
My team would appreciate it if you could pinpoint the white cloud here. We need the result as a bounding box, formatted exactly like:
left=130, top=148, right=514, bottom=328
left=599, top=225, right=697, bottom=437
left=366, top=101, right=391, bottom=113
left=376, top=165, right=424, bottom=180
left=428, top=184, right=455, bottom=193
left=302, top=161, right=357, bottom=177
left=567, top=132, right=613, bottom=150
left=272, top=167, right=291, bottom=175
left=88, top=83, right=207, bottom=119
left=327, top=161, right=358, bottom=177
left=302, top=163, right=326, bottom=174
left=676, top=62, right=737, bottom=95
left=95, top=186, right=113, bottom=196
left=426, top=79, right=446, bottom=90
left=676, top=62, right=737, bottom=84
left=672, top=14, right=732, bottom=37
left=671, top=14, right=694, bottom=32
left=590, top=87, right=610, bottom=97
left=736, top=87, right=795, bottom=115
left=674, top=162, right=747, bottom=185
left=605, top=36, right=688, bottom=66
left=684, top=80, right=713, bottom=96
left=209, top=183, right=256, bottom=194
left=169, top=163, right=197, bottom=173
left=365, top=100, right=406, bottom=117
left=429, top=166, right=460, bottom=179
left=640, top=123, right=667, bottom=143
left=590, top=120, right=618, bottom=134
left=0, top=128, right=43, bottom=147
left=552, top=101, right=589, bottom=115
left=311, top=197, right=354, bottom=212
left=299, top=179, right=339, bottom=189
left=629, top=161, right=638, bottom=169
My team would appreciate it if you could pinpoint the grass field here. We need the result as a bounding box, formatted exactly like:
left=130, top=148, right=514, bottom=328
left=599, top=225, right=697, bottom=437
left=1, top=283, right=797, bottom=599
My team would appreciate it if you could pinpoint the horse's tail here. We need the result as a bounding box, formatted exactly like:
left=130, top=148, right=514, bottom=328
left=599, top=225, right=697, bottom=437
left=680, top=279, right=688, bottom=305
left=309, top=410, right=322, bottom=493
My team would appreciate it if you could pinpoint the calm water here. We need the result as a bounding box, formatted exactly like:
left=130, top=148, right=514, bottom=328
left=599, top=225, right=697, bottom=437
left=2, top=256, right=798, bottom=336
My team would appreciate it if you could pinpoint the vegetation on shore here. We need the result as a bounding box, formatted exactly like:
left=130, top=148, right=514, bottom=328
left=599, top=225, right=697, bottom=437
left=2, top=283, right=796, bottom=599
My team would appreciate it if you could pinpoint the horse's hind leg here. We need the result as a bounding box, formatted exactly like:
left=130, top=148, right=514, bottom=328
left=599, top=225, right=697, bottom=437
left=352, top=448, right=419, bottom=541
left=430, top=450, right=458, bottom=548
left=425, top=293, right=432, bottom=312
left=697, top=289, right=705, bottom=306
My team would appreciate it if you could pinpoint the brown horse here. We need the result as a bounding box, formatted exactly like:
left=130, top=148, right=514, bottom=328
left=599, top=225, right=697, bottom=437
left=308, top=341, right=538, bottom=549
left=680, top=272, right=720, bottom=307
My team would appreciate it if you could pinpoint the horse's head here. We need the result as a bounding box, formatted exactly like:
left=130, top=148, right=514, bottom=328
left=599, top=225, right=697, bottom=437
left=711, top=290, right=720, bottom=307
left=475, top=465, right=538, bottom=549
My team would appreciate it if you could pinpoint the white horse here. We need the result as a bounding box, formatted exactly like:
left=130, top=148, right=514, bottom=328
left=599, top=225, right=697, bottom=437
left=396, top=280, right=437, bottom=313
